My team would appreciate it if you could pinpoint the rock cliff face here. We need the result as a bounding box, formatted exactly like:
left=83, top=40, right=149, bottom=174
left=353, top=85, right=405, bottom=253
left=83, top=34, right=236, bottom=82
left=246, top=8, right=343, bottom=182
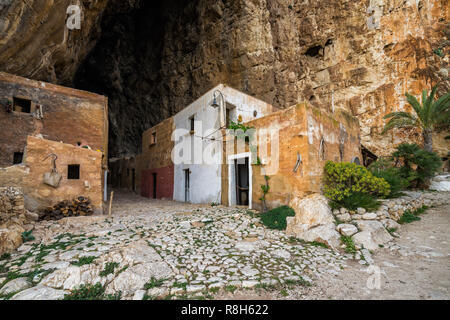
left=0, top=0, right=449, bottom=157
left=0, top=0, right=108, bottom=85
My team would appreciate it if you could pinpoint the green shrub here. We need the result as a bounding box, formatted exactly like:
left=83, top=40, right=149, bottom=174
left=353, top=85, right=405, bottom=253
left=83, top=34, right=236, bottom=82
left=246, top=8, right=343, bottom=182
left=369, top=159, right=409, bottom=198
left=323, top=161, right=390, bottom=202
left=392, top=143, right=442, bottom=189
left=260, top=205, right=295, bottom=230
left=0, top=253, right=11, bottom=261
left=21, top=230, right=35, bottom=242
left=330, top=192, right=381, bottom=211
left=398, top=205, right=429, bottom=224
left=398, top=211, right=421, bottom=224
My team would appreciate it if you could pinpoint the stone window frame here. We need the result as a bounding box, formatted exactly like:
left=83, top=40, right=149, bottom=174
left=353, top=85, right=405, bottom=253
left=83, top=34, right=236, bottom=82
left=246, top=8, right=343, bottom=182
left=12, top=96, right=35, bottom=114
left=149, top=131, right=157, bottom=147
left=67, top=164, right=81, bottom=180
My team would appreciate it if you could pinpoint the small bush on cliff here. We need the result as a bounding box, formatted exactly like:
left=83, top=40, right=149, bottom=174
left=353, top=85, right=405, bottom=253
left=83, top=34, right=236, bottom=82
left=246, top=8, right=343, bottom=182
left=323, top=161, right=390, bottom=204
left=260, top=205, right=295, bottom=230
left=369, top=159, right=409, bottom=198
left=392, top=143, right=442, bottom=189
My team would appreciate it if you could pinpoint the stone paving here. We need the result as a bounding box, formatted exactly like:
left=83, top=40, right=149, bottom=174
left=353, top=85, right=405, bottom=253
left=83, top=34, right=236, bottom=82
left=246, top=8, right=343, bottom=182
left=0, top=192, right=349, bottom=300
left=1, top=191, right=447, bottom=300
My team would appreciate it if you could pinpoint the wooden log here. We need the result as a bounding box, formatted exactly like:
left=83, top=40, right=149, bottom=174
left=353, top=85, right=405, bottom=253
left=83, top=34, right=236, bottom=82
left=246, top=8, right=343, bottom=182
left=108, top=191, right=114, bottom=216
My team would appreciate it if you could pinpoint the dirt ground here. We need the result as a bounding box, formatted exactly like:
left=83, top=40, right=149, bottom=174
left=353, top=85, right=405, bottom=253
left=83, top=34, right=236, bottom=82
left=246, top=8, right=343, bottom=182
left=217, top=202, right=450, bottom=300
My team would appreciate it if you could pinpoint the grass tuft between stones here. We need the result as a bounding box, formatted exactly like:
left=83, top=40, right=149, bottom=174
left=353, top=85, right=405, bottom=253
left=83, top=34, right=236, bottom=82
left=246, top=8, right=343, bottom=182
left=260, top=206, right=295, bottom=230
left=70, top=256, right=97, bottom=266
left=63, top=282, right=122, bottom=300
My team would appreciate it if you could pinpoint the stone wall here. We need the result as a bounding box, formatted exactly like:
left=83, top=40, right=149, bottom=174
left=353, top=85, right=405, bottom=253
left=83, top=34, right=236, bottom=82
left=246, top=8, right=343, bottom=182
left=139, top=117, right=175, bottom=170
left=332, top=191, right=450, bottom=251
left=286, top=190, right=449, bottom=254
left=0, top=187, right=26, bottom=254
left=0, top=72, right=108, bottom=168
left=0, top=136, right=104, bottom=212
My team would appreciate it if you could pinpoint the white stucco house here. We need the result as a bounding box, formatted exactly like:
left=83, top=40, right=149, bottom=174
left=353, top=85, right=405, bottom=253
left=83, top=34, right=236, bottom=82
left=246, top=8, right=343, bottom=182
left=171, top=84, right=275, bottom=205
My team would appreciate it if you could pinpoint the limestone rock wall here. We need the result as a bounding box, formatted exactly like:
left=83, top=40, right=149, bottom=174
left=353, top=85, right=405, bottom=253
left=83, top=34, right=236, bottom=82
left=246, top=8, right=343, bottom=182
left=0, top=0, right=449, bottom=157
left=0, top=0, right=108, bottom=85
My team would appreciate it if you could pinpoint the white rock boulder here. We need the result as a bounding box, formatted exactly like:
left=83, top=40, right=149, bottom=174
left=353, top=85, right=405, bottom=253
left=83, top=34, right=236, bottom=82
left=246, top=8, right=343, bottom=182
left=288, top=194, right=334, bottom=230
left=352, top=231, right=379, bottom=251
left=286, top=194, right=340, bottom=250
left=353, top=220, right=393, bottom=249
left=0, top=277, right=31, bottom=295
left=336, top=224, right=358, bottom=237
left=381, top=219, right=401, bottom=230
left=289, top=224, right=341, bottom=250
left=362, top=212, right=377, bottom=220
left=11, top=285, right=68, bottom=300
left=336, top=213, right=351, bottom=222
left=429, top=175, right=450, bottom=191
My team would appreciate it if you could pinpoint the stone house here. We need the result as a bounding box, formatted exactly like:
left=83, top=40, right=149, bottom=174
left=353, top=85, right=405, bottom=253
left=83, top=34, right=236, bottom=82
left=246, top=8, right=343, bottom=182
left=171, top=84, right=275, bottom=204
left=129, top=84, right=361, bottom=211
left=129, top=84, right=275, bottom=203
left=0, top=72, right=108, bottom=213
left=221, top=103, right=361, bottom=211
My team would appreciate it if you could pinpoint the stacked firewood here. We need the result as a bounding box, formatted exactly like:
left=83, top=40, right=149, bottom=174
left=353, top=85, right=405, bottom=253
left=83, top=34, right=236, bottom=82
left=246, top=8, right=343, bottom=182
left=39, top=196, right=94, bottom=221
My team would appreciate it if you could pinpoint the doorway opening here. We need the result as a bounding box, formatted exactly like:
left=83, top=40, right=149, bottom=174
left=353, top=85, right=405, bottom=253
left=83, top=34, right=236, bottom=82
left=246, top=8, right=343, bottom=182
left=152, top=172, right=157, bottom=199
left=228, top=153, right=252, bottom=208
left=184, top=169, right=190, bottom=202
left=235, top=157, right=249, bottom=206
left=132, top=168, right=136, bottom=192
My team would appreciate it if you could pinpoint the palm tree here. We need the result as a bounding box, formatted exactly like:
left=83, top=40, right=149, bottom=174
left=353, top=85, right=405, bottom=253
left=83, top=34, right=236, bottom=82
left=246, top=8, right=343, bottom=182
left=382, top=85, right=450, bottom=152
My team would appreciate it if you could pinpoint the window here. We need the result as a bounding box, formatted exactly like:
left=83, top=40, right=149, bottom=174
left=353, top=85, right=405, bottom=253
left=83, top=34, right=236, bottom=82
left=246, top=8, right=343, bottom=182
left=189, top=116, right=195, bottom=134
left=68, top=164, right=80, bottom=180
left=13, top=152, right=23, bottom=165
left=226, top=104, right=236, bottom=127
left=150, top=132, right=157, bottom=146
left=13, top=97, right=31, bottom=113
